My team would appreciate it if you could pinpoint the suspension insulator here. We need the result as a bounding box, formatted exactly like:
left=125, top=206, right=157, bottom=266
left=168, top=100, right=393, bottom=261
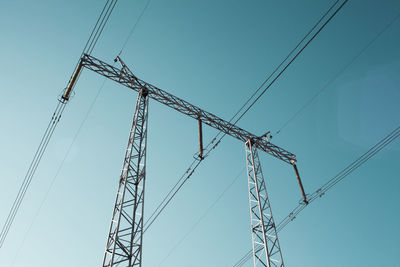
left=62, top=59, right=84, bottom=101
left=198, top=119, right=204, bottom=159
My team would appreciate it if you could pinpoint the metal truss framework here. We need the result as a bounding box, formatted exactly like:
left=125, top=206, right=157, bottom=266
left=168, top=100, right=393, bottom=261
left=246, top=140, right=284, bottom=267
left=74, top=53, right=297, bottom=165
left=62, top=54, right=307, bottom=267
left=102, top=88, right=149, bottom=267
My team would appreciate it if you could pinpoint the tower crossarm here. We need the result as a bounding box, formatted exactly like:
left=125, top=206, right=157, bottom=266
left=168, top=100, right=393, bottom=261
left=78, top=53, right=297, bottom=164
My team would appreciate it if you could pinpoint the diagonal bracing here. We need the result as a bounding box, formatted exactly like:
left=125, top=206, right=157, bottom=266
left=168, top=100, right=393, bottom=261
left=102, top=88, right=149, bottom=267
left=65, top=54, right=297, bottom=165
left=246, top=140, right=284, bottom=267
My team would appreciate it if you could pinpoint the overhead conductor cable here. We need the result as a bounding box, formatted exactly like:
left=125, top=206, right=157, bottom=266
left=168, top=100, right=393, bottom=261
left=0, top=0, right=119, bottom=248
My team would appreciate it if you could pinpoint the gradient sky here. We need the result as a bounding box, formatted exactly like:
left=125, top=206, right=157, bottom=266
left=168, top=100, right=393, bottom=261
left=0, top=0, right=399, bottom=266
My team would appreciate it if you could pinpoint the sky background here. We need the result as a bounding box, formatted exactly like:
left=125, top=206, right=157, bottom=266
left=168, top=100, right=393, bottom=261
left=0, top=0, right=399, bottom=266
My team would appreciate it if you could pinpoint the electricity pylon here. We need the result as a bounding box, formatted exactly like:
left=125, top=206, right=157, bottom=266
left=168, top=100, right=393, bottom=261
left=62, top=54, right=307, bottom=267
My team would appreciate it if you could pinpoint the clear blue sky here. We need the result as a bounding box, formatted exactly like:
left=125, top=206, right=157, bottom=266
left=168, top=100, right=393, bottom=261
left=1, top=0, right=399, bottom=266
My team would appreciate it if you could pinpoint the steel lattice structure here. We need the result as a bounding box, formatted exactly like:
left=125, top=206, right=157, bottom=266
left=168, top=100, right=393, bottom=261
left=62, top=54, right=307, bottom=267
left=246, top=140, right=284, bottom=267
left=102, top=88, right=149, bottom=267
left=65, top=54, right=297, bottom=165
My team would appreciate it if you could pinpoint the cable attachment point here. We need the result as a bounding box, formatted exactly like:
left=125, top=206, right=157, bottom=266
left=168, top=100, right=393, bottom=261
left=62, top=58, right=84, bottom=101
left=260, top=130, right=273, bottom=143
left=293, top=164, right=308, bottom=204
left=298, top=195, right=309, bottom=205
left=289, top=212, right=296, bottom=221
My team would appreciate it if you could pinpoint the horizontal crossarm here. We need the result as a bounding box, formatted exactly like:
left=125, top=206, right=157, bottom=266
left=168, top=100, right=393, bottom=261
left=80, top=54, right=296, bottom=164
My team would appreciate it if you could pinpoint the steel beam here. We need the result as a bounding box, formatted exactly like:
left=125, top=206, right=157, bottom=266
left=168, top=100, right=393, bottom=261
left=79, top=54, right=296, bottom=165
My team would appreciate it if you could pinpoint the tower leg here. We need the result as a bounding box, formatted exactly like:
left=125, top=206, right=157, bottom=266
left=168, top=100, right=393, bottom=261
left=245, top=139, right=284, bottom=267
left=102, top=88, right=149, bottom=267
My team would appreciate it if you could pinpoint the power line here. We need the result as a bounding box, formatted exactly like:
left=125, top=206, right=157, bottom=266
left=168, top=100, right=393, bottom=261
left=157, top=168, right=245, bottom=266
left=278, top=124, right=400, bottom=230
left=9, top=80, right=107, bottom=266
left=5, top=2, right=154, bottom=260
left=142, top=0, right=348, bottom=236
left=0, top=0, right=119, bottom=249
left=224, top=0, right=341, bottom=126
left=232, top=10, right=400, bottom=261
left=0, top=101, right=65, bottom=248
left=6, top=1, right=154, bottom=260
left=233, top=124, right=400, bottom=267
left=231, top=0, right=348, bottom=127
left=275, top=11, right=400, bottom=136
left=83, top=0, right=119, bottom=55
left=118, top=0, right=152, bottom=57
left=231, top=12, right=400, bottom=265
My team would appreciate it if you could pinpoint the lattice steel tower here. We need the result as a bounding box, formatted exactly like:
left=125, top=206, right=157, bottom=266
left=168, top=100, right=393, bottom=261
left=246, top=140, right=284, bottom=267
left=102, top=88, right=148, bottom=266
left=62, top=54, right=308, bottom=267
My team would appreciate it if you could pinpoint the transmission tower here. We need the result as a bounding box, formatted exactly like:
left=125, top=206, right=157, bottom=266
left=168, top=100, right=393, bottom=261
left=62, top=54, right=307, bottom=267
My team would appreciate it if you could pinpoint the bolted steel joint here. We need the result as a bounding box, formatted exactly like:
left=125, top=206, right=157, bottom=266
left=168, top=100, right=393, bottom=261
left=140, top=87, right=149, bottom=97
